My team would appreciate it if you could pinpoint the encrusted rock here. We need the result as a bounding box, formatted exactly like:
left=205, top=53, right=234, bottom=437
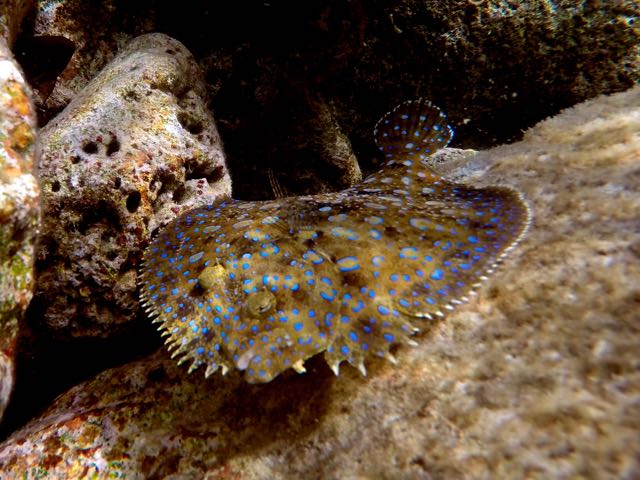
left=23, top=0, right=152, bottom=121
left=0, top=38, right=38, bottom=420
left=34, top=33, right=231, bottom=337
left=1, top=86, right=638, bottom=478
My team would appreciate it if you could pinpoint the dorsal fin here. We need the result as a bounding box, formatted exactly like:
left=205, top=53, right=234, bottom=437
left=373, top=98, right=453, bottom=163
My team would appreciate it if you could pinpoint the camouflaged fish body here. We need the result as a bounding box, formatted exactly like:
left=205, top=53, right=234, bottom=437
left=140, top=99, right=530, bottom=383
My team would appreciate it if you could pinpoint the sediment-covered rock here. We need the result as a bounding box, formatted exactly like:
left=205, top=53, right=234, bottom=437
left=34, top=33, right=231, bottom=338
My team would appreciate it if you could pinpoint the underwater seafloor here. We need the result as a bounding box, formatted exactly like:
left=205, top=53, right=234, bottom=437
left=0, top=1, right=639, bottom=478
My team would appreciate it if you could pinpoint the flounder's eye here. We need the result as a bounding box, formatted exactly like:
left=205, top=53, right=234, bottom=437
left=245, top=290, right=276, bottom=317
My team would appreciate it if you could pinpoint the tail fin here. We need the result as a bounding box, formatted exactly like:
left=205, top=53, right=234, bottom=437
left=373, top=98, right=454, bottom=164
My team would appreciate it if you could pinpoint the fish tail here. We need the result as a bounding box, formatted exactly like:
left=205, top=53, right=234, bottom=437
left=373, top=98, right=454, bottom=164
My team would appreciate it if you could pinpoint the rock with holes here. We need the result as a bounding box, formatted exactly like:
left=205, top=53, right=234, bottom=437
left=34, top=33, right=231, bottom=338
left=23, top=0, right=154, bottom=123
left=2, top=87, right=639, bottom=478
left=0, top=38, right=39, bottom=420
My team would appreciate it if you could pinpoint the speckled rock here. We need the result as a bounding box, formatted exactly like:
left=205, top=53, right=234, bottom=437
left=0, top=38, right=38, bottom=420
left=0, top=0, right=33, bottom=46
left=34, top=33, right=231, bottom=338
left=23, top=0, right=153, bottom=121
left=2, top=86, right=639, bottom=478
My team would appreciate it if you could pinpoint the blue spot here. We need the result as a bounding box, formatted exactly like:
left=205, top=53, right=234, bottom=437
left=352, top=301, right=365, bottom=313
left=468, top=235, right=479, bottom=244
left=383, top=333, right=395, bottom=342
left=431, top=269, right=444, bottom=281
left=341, top=345, right=350, bottom=355
left=337, top=256, right=360, bottom=272
left=349, top=331, right=358, bottom=342
left=399, top=246, right=418, bottom=260
left=378, top=305, right=390, bottom=315
left=164, top=306, right=173, bottom=313
left=171, top=288, right=179, bottom=295
left=320, top=291, right=335, bottom=301
left=325, top=313, right=334, bottom=326
left=372, top=255, right=385, bottom=267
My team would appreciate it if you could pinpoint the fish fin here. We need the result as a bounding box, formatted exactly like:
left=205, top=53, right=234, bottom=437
left=373, top=98, right=454, bottom=162
left=268, top=167, right=289, bottom=199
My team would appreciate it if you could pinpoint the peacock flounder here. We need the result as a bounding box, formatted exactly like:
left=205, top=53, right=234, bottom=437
left=139, top=98, right=530, bottom=383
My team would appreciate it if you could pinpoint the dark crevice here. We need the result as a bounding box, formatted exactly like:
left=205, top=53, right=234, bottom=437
left=77, top=200, right=122, bottom=235
left=126, top=191, right=141, bottom=213
left=177, top=111, right=204, bottom=135
left=154, top=171, right=179, bottom=198
left=172, top=185, right=187, bottom=203
left=185, top=163, right=225, bottom=185
left=106, top=136, right=121, bottom=156
left=82, top=141, right=98, bottom=154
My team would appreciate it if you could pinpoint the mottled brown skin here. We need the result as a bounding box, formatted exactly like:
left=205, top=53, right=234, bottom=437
left=140, top=99, right=530, bottom=383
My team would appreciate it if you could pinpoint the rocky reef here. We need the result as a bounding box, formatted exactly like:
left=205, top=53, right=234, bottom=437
left=1, top=84, right=639, bottom=479
left=0, top=1, right=638, bottom=478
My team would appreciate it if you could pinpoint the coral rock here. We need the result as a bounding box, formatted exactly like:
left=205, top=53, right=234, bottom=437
left=0, top=38, right=38, bottom=420
left=34, top=33, right=231, bottom=337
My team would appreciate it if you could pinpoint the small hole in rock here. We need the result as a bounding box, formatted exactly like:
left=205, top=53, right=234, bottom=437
left=124, top=90, right=140, bottom=102
left=82, top=141, right=98, bottom=154
left=114, top=177, right=122, bottom=189
left=126, top=191, right=141, bottom=213
left=70, top=155, right=81, bottom=164
left=51, top=180, right=61, bottom=192
left=177, top=112, right=204, bottom=135
left=106, top=251, right=118, bottom=261
left=173, top=185, right=186, bottom=203
left=106, top=136, right=120, bottom=156
left=165, top=48, right=176, bottom=55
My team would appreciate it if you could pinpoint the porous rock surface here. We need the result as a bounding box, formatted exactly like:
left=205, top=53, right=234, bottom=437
left=0, top=39, right=38, bottom=420
left=34, top=33, right=231, bottom=337
left=1, top=87, right=638, bottom=478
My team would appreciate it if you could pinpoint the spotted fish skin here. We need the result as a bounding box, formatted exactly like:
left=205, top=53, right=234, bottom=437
left=140, top=98, right=530, bottom=383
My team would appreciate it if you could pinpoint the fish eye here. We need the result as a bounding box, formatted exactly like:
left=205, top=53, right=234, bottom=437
left=245, top=291, right=276, bottom=317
